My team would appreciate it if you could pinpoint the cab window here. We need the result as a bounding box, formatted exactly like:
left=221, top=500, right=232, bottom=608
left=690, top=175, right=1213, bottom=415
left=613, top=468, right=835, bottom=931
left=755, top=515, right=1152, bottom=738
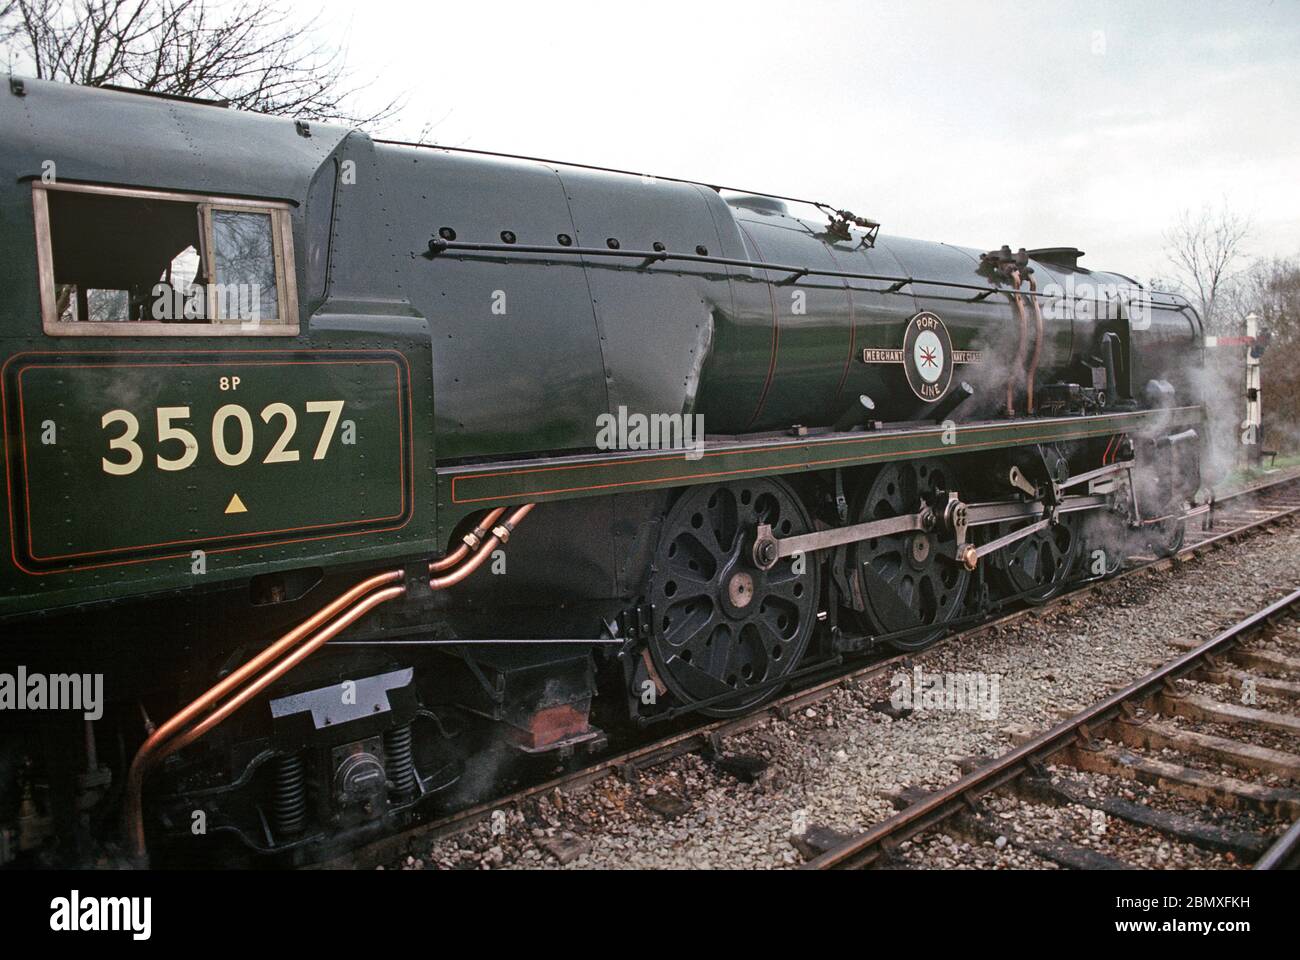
left=33, top=182, right=298, bottom=336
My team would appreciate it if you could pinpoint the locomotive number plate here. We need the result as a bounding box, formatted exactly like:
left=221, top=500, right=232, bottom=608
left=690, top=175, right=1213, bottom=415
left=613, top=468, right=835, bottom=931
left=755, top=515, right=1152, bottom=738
left=2, top=350, right=413, bottom=574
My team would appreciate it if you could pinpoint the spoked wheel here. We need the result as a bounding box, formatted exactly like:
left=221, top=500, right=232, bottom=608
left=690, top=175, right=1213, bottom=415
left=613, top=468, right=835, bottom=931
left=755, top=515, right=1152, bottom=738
left=646, top=479, right=820, bottom=717
left=988, top=513, right=1082, bottom=604
left=847, top=459, right=970, bottom=651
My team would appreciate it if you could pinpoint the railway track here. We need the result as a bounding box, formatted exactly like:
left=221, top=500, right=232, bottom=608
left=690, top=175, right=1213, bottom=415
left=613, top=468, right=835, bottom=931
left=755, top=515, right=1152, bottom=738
left=804, top=586, right=1300, bottom=870
left=324, top=470, right=1300, bottom=870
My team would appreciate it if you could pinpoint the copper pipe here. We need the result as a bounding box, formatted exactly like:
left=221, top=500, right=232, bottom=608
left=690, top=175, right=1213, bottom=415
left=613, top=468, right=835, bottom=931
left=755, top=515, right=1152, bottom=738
left=430, top=546, right=469, bottom=572
left=1006, top=270, right=1028, bottom=416
left=135, top=569, right=402, bottom=767
left=123, top=571, right=405, bottom=859
left=430, top=503, right=536, bottom=589
left=429, top=507, right=507, bottom=572
left=124, top=503, right=537, bottom=860
left=1025, top=273, right=1044, bottom=413
left=156, top=586, right=407, bottom=762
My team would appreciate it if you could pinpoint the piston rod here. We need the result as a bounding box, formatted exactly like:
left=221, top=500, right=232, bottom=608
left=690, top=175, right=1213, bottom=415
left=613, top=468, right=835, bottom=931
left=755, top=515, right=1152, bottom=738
left=751, top=490, right=1110, bottom=572
left=752, top=507, right=935, bottom=569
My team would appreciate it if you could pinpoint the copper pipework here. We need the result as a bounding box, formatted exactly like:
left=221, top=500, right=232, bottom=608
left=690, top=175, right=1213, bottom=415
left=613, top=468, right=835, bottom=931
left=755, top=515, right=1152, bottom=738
left=430, top=503, right=536, bottom=589
left=123, top=503, right=538, bottom=861
left=137, top=568, right=403, bottom=760
left=430, top=507, right=508, bottom=573
left=123, top=570, right=405, bottom=859
left=163, top=586, right=405, bottom=756
left=1006, top=270, right=1029, bottom=416
left=1025, top=273, right=1045, bottom=413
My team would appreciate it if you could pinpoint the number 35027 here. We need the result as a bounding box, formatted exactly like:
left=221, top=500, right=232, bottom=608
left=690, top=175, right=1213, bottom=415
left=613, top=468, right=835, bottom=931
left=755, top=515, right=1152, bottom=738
left=100, top=400, right=346, bottom=476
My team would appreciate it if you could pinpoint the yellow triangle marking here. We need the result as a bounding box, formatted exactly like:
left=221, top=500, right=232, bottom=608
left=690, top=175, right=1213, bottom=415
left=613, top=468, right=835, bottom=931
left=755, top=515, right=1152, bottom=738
left=225, top=493, right=248, bottom=515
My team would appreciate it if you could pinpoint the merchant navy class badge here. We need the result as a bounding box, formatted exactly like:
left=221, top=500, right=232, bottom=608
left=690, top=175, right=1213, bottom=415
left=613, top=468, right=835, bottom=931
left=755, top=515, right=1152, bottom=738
left=860, top=311, right=981, bottom=402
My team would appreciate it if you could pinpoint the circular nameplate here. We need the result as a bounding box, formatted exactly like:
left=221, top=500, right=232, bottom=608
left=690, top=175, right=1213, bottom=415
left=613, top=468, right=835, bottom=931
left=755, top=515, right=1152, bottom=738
left=902, top=311, right=954, bottom=402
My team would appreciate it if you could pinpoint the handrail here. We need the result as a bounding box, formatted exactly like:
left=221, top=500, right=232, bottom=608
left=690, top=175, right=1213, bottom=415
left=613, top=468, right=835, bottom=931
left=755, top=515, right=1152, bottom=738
left=424, top=238, right=1195, bottom=313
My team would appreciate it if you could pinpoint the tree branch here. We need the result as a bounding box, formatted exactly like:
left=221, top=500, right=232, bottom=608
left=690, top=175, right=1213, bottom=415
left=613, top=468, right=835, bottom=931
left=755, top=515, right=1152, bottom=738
left=2, top=0, right=400, bottom=126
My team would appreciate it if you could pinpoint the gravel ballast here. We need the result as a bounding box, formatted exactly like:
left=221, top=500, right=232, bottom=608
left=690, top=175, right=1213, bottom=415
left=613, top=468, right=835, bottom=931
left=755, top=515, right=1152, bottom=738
left=398, top=516, right=1300, bottom=870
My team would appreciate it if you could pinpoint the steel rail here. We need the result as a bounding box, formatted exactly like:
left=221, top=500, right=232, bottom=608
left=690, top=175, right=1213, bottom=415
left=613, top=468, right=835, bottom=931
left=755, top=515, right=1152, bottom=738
left=1254, top=817, right=1300, bottom=871
left=804, top=585, right=1300, bottom=870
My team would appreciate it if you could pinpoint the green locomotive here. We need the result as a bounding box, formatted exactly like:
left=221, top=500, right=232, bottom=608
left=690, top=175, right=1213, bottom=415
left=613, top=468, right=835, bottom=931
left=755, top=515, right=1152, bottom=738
left=0, top=78, right=1205, bottom=865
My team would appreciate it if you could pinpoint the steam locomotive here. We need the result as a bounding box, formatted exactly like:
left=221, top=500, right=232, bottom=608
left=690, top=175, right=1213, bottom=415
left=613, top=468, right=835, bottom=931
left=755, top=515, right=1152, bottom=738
left=0, top=78, right=1205, bottom=866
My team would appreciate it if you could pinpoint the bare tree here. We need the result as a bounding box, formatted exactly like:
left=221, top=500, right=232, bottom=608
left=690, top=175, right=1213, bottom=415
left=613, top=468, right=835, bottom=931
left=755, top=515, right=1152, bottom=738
left=1232, top=257, right=1300, bottom=331
left=1, top=0, right=397, bottom=125
left=1162, top=202, right=1251, bottom=334
left=0, top=2, right=18, bottom=46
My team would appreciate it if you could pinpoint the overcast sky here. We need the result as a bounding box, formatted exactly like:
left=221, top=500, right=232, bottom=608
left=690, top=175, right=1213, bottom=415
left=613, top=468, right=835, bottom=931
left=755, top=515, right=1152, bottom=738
left=339, top=0, right=1298, bottom=280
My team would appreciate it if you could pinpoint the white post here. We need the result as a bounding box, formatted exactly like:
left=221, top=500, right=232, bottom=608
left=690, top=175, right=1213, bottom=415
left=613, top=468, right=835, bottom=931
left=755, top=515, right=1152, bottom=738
left=1245, top=312, right=1262, bottom=464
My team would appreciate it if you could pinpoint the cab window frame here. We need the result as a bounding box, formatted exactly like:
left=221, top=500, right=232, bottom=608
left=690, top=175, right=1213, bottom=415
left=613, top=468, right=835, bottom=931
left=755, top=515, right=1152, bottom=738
left=32, top=180, right=300, bottom=337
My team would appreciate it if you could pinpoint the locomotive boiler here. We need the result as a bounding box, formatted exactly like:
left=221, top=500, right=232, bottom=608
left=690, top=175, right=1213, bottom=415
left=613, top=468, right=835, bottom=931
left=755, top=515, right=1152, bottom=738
left=0, top=78, right=1206, bottom=865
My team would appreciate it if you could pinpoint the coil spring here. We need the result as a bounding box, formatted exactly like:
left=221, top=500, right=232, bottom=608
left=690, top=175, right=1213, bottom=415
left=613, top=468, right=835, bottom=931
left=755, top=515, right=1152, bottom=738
left=383, top=723, right=416, bottom=799
left=271, top=752, right=307, bottom=838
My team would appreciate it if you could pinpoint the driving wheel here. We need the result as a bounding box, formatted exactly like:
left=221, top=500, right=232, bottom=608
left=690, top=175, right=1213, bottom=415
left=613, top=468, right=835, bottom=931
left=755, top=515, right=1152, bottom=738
left=846, top=459, right=970, bottom=651
left=646, top=478, right=820, bottom=716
